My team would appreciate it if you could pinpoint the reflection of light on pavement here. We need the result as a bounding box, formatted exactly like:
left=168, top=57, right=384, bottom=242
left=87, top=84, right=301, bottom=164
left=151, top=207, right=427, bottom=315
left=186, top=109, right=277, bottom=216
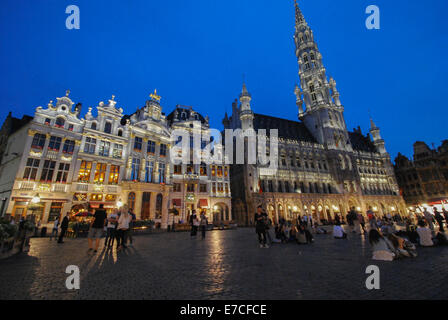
left=205, top=231, right=227, bottom=294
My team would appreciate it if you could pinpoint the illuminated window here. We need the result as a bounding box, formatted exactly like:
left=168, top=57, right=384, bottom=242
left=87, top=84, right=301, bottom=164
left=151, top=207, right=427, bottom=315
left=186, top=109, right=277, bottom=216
left=200, top=163, right=207, bottom=176
left=212, top=183, right=216, bottom=193
left=211, top=166, right=216, bottom=176
left=90, top=194, right=103, bottom=201
left=31, top=133, right=46, bottom=149
left=40, top=160, right=56, bottom=182
left=94, top=163, right=107, bottom=183
left=109, top=165, right=120, bottom=185
left=224, top=166, right=228, bottom=177
left=105, top=194, right=116, bottom=202
left=55, top=163, right=70, bottom=183
left=217, top=183, right=223, bottom=192
left=217, top=166, right=223, bottom=177
left=225, top=184, right=229, bottom=193
left=78, top=161, right=92, bottom=182
left=23, top=158, right=40, bottom=180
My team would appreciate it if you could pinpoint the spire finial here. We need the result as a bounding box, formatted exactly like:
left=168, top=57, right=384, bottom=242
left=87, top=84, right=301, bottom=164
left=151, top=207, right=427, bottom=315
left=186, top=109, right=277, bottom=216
left=150, top=89, right=161, bottom=102
left=111, top=94, right=115, bottom=101
left=294, top=0, right=306, bottom=26
left=65, top=89, right=70, bottom=97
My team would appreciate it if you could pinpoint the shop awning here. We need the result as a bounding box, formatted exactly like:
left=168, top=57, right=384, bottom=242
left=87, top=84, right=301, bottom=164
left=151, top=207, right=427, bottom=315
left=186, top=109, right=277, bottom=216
left=199, top=199, right=208, bottom=208
left=172, top=199, right=181, bottom=207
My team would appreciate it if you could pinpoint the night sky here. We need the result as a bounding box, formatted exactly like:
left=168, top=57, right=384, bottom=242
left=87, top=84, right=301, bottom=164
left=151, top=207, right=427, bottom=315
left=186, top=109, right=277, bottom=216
left=1, top=0, right=447, bottom=160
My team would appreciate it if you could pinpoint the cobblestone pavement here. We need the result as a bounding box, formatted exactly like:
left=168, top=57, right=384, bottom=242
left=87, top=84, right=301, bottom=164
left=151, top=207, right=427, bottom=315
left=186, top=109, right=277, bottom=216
left=0, top=228, right=447, bottom=300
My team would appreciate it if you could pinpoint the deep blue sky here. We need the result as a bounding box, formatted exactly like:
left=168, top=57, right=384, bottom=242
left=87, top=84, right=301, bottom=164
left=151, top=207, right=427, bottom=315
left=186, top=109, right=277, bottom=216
left=1, top=0, right=447, bottom=160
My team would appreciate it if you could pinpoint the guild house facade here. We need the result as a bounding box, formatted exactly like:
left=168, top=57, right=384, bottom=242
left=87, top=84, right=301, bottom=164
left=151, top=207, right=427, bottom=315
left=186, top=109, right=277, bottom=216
left=223, top=1, right=406, bottom=226
left=0, top=90, right=231, bottom=228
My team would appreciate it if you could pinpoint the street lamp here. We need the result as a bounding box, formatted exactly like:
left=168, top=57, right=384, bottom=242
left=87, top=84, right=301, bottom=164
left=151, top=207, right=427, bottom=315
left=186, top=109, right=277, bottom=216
left=116, top=199, right=123, bottom=209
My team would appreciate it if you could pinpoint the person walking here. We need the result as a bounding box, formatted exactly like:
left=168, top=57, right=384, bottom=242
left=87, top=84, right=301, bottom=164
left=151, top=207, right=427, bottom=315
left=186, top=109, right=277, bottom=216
left=189, top=210, right=198, bottom=237
left=127, top=209, right=136, bottom=246
left=367, top=207, right=378, bottom=230
left=58, top=214, right=69, bottom=244
left=105, top=209, right=118, bottom=248
left=347, top=207, right=357, bottom=233
left=358, top=213, right=366, bottom=234
left=255, top=205, right=268, bottom=248
left=443, top=208, right=448, bottom=227
left=116, top=207, right=132, bottom=250
left=433, top=207, right=445, bottom=233
left=199, top=211, right=208, bottom=239
left=50, top=217, right=59, bottom=240
left=88, top=204, right=107, bottom=253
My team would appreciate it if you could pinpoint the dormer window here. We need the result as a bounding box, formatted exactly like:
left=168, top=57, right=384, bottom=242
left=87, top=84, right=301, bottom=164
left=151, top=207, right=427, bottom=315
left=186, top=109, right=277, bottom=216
left=181, top=112, right=186, bottom=120
left=91, top=122, right=97, bottom=130
left=118, top=129, right=123, bottom=137
left=104, top=122, right=112, bottom=134
left=44, top=118, right=51, bottom=125
left=68, top=124, right=74, bottom=131
left=55, top=117, right=65, bottom=128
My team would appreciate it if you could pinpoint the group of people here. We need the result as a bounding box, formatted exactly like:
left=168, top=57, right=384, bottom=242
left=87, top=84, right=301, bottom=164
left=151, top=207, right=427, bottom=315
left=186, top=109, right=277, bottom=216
left=51, top=204, right=136, bottom=253
left=189, top=210, right=209, bottom=239
left=254, top=206, right=317, bottom=248
left=254, top=205, right=448, bottom=261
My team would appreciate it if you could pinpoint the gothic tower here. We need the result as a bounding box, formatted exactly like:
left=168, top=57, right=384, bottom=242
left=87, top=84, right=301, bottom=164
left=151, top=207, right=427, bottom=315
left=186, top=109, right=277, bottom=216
left=239, top=83, right=254, bottom=130
left=369, top=118, right=387, bottom=154
left=293, top=0, right=351, bottom=151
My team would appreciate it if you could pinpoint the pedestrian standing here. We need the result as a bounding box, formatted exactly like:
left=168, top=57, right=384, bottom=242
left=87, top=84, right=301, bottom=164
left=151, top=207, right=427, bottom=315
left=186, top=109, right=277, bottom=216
left=255, top=205, right=269, bottom=248
left=189, top=210, right=198, bottom=237
left=58, top=214, right=69, bottom=244
left=443, top=208, right=448, bottom=227
left=127, top=208, right=136, bottom=246
left=433, top=207, right=445, bottom=233
left=347, top=207, right=357, bottom=233
left=367, top=207, right=378, bottom=230
left=423, top=208, right=435, bottom=231
left=50, top=217, right=59, bottom=240
left=105, top=209, right=118, bottom=248
left=199, top=211, right=208, bottom=239
left=88, top=204, right=107, bottom=253
left=117, top=207, right=132, bottom=250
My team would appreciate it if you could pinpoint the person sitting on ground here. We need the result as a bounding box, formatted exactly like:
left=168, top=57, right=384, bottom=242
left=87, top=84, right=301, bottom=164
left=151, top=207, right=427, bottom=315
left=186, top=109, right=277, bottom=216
left=387, top=233, right=417, bottom=258
left=416, top=220, right=434, bottom=247
left=333, top=223, right=347, bottom=239
left=315, top=225, right=328, bottom=234
left=369, top=229, right=396, bottom=261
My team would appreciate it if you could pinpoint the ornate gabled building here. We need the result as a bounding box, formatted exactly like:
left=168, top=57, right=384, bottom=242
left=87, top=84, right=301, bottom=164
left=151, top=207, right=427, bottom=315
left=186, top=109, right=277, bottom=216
left=0, top=90, right=232, bottom=228
left=224, top=1, right=406, bottom=226
left=167, top=106, right=232, bottom=224
left=394, top=140, right=448, bottom=210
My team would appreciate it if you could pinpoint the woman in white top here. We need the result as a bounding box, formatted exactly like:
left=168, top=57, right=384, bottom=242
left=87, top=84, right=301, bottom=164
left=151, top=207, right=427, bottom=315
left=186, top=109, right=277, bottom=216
left=117, top=205, right=132, bottom=250
left=333, top=223, right=347, bottom=239
left=416, top=220, right=434, bottom=247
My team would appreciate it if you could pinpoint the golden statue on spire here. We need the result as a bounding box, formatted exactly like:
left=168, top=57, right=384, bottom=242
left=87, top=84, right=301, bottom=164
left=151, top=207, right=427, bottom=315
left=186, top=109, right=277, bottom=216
left=150, top=89, right=161, bottom=102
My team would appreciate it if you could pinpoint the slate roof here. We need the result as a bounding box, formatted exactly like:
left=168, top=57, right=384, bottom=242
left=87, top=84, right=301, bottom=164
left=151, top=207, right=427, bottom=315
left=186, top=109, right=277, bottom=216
left=253, top=113, right=317, bottom=143
left=348, top=130, right=377, bottom=153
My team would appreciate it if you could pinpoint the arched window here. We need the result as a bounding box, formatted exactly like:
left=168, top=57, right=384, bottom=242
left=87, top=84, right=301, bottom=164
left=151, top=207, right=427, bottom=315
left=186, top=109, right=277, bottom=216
left=128, top=192, right=136, bottom=212
left=55, top=117, right=65, bottom=128
left=91, top=122, right=97, bottom=130
left=104, top=122, right=112, bottom=134
left=118, top=129, right=123, bottom=137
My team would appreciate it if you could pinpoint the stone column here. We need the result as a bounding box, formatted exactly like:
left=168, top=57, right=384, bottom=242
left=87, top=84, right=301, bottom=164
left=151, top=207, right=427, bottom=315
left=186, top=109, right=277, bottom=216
left=134, top=190, right=143, bottom=220
left=161, top=191, right=169, bottom=229
left=149, top=191, right=157, bottom=220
